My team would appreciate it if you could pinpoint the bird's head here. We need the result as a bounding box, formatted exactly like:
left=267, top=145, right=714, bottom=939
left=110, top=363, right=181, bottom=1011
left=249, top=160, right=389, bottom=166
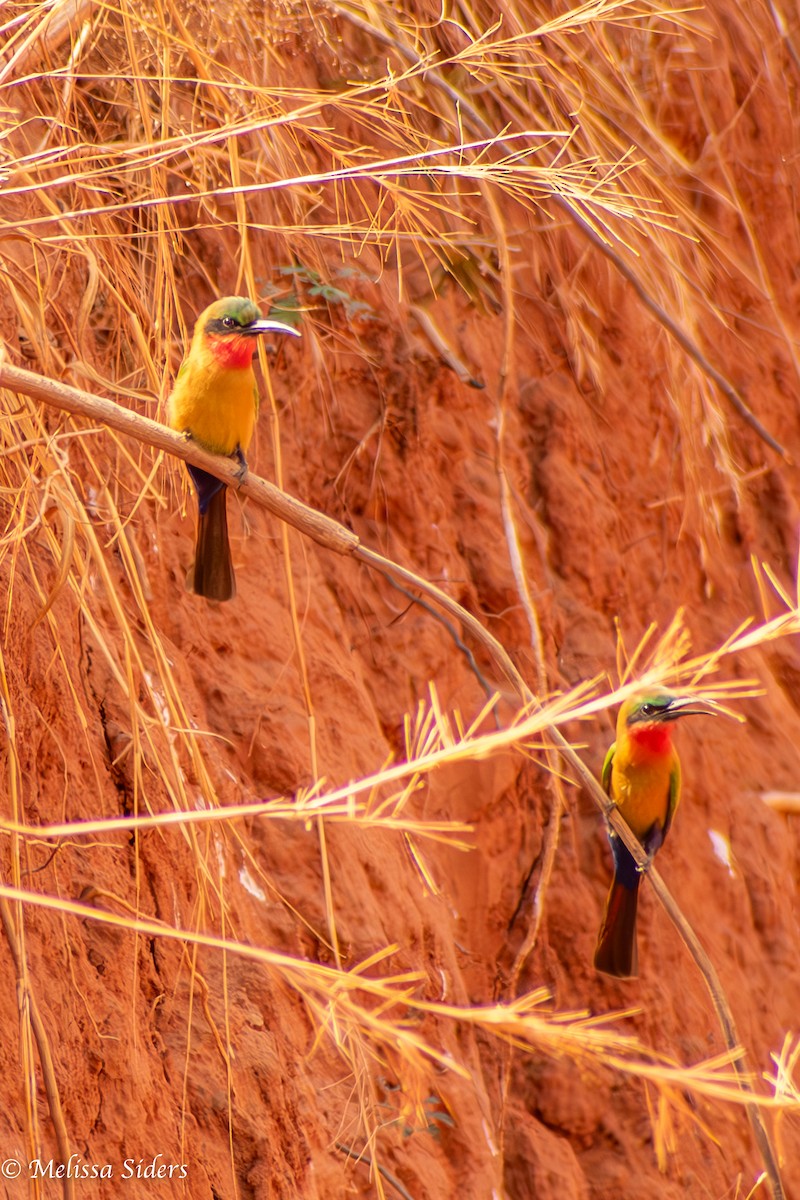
left=196, top=296, right=300, bottom=369
left=618, top=690, right=718, bottom=755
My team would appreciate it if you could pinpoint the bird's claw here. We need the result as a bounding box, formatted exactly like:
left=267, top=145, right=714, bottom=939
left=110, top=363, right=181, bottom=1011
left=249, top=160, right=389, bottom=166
left=232, top=445, right=248, bottom=484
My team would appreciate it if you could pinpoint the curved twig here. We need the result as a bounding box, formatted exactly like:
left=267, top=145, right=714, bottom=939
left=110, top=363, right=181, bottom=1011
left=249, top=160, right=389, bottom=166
left=0, top=359, right=785, bottom=1200
left=336, top=1142, right=416, bottom=1200
left=332, top=2, right=789, bottom=464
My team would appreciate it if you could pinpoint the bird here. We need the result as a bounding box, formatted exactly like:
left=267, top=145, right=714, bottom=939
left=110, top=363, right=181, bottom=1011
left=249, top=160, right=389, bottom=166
left=167, top=296, right=300, bottom=601
left=593, top=690, right=716, bottom=979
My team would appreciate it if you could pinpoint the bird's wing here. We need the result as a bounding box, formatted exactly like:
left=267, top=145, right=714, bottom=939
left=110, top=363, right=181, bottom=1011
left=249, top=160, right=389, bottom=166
left=662, top=754, right=681, bottom=843
left=601, top=741, right=616, bottom=796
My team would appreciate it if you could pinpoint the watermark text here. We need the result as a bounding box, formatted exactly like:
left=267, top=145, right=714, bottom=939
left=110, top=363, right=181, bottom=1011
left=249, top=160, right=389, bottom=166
left=1, top=1154, right=187, bottom=1182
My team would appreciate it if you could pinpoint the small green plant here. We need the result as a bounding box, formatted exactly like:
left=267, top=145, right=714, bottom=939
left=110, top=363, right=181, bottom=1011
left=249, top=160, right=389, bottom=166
left=277, top=264, right=378, bottom=322
left=399, top=1094, right=455, bottom=1141
left=378, top=1085, right=455, bottom=1142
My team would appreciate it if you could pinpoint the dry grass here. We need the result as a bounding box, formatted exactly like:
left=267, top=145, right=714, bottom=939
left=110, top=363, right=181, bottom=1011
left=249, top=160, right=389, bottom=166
left=1, top=0, right=799, bottom=1195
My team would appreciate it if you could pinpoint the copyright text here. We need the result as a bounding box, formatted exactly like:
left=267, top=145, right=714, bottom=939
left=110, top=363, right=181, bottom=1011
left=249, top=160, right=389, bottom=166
left=1, top=1155, right=187, bottom=1181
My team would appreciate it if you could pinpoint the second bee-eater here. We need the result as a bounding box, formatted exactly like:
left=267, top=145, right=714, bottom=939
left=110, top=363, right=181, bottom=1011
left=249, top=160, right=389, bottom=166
left=167, top=296, right=299, bottom=601
left=594, top=691, right=715, bottom=979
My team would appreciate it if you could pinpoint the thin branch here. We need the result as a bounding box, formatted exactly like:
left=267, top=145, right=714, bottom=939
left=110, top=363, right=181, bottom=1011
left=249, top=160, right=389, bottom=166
left=561, top=205, right=790, bottom=462
left=332, top=2, right=789, bottom=464
left=0, top=360, right=357, bottom=556
left=336, top=1142, right=416, bottom=1200
left=0, top=358, right=785, bottom=1200
left=549, top=724, right=785, bottom=1200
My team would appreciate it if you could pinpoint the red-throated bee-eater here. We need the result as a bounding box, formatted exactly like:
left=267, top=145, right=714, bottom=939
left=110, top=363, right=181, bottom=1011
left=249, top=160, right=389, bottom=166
left=167, top=296, right=299, bottom=601
left=594, top=690, right=716, bottom=979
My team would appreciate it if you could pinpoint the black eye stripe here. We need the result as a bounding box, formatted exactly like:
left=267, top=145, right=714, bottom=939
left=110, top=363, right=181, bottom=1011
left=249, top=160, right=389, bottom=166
left=205, top=316, right=247, bottom=335
left=629, top=697, right=674, bottom=724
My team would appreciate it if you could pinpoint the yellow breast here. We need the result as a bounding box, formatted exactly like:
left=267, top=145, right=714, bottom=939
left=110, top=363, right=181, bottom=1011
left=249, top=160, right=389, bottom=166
left=608, top=742, right=678, bottom=838
left=167, top=347, right=257, bottom=457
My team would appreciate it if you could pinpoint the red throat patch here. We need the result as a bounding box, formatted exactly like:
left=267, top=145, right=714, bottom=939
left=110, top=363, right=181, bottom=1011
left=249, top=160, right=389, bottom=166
left=208, top=334, right=255, bottom=370
left=629, top=721, right=673, bottom=758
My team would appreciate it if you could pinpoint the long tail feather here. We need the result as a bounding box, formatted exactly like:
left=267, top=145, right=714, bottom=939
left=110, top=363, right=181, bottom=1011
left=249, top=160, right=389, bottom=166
left=189, top=482, right=235, bottom=601
left=594, top=873, right=640, bottom=979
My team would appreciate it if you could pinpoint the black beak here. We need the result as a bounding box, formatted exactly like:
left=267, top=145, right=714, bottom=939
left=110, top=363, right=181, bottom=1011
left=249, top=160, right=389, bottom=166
left=243, top=318, right=301, bottom=338
left=662, top=696, right=720, bottom=721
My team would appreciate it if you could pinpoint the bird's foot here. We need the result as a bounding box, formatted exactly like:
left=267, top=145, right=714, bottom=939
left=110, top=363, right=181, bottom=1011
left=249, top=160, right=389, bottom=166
left=231, top=446, right=248, bottom=485
left=635, top=853, right=654, bottom=876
